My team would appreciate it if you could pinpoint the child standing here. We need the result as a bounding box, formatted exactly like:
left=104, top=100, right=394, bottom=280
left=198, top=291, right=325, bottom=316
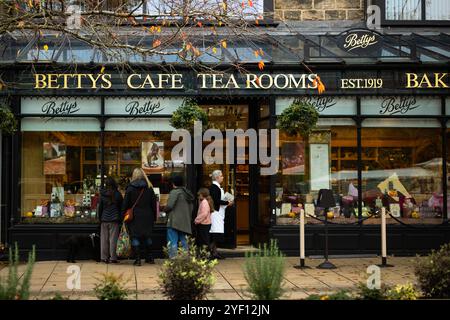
left=194, top=188, right=213, bottom=253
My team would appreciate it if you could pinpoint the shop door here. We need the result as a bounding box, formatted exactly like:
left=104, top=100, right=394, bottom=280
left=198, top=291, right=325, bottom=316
left=200, top=105, right=250, bottom=248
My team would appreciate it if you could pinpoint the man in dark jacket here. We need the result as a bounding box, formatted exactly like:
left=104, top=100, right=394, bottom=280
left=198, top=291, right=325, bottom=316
left=164, top=175, right=195, bottom=258
left=122, top=168, right=157, bottom=266
left=98, top=177, right=123, bottom=263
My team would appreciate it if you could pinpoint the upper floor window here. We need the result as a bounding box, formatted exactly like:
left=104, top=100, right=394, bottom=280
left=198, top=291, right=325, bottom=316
left=129, top=0, right=266, bottom=20
left=378, top=0, right=450, bottom=24
left=11, top=0, right=272, bottom=24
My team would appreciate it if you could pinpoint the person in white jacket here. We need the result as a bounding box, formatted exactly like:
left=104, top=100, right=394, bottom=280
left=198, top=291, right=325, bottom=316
left=208, top=170, right=233, bottom=259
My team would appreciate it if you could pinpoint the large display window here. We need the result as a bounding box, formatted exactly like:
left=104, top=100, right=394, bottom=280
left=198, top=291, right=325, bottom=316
left=275, top=121, right=358, bottom=225
left=19, top=97, right=187, bottom=224
left=21, top=131, right=101, bottom=223
left=361, top=120, right=443, bottom=224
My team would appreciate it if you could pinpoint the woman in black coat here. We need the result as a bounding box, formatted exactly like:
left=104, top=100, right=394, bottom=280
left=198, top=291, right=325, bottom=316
left=122, top=168, right=157, bottom=266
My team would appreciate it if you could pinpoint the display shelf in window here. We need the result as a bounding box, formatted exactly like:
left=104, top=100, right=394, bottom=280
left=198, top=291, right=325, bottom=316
left=21, top=188, right=100, bottom=224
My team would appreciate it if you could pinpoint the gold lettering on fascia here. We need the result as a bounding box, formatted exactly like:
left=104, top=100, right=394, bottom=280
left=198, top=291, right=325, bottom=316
left=34, top=73, right=112, bottom=89
left=197, top=73, right=317, bottom=90
left=126, top=74, right=184, bottom=89
left=33, top=73, right=319, bottom=90
left=340, top=78, right=383, bottom=89
left=405, top=73, right=449, bottom=89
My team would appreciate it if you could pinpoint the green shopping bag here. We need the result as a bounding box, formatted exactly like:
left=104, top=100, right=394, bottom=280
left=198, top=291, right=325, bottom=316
left=116, top=223, right=132, bottom=258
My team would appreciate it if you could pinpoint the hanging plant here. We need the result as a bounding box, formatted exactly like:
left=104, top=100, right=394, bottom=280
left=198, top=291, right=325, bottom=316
left=0, top=103, right=18, bottom=135
left=170, top=98, right=208, bottom=132
left=277, top=99, right=319, bottom=139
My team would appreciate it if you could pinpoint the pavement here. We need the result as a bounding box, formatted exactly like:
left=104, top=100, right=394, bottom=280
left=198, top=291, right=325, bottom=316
left=0, top=256, right=421, bottom=300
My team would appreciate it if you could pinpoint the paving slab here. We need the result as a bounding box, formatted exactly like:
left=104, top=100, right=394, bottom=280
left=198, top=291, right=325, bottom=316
left=1, top=256, right=424, bottom=300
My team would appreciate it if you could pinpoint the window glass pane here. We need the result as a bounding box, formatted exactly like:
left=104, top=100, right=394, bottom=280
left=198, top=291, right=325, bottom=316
left=104, top=131, right=187, bottom=225
left=130, top=0, right=264, bottom=19
left=21, top=118, right=100, bottom=131
left=386, top=0, right=422, bottom=20
left=361, top=127, right=443, bottom=225
left=258, top=120, right=271, bottom=226
left=426, top=0, right=450, bottom=20
left=277, top=97, right=357, bottom=116
left=329, top=126, right=358, bottom=222
left=276, top=124, right=359, bottom=225
left=21, top=132, right=101, bottom=224
left=361, top=97, right=441, bottom=116
left=105, top=118, right=174, bottom=131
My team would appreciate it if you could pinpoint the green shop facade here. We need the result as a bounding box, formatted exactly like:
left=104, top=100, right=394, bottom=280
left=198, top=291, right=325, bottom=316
left=1, top=30, right=450, bottom=260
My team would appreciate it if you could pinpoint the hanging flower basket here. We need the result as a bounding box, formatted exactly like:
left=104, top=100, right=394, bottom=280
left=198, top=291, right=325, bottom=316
left=277, top=99, right=319, bottom=139
left=170, top=98, right=208, bottom=133
left=0, top=103, right=18, bottom=136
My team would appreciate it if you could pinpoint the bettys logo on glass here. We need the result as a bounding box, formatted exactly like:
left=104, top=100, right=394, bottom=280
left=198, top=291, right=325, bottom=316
left=344, top=33, right=378, bottom=51
left=379, top=97, right=419, bottom=115
left=41, top=100, right=80, bottom=115
left=295, top=96, right=337, bottom=112
left=125, top=100, right=164, bottom=116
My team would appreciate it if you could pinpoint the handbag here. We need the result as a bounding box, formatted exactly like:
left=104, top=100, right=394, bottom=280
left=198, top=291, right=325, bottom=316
left=124, top=188, right=144, bottom=223
left=116, top=223, right=132, bottom=258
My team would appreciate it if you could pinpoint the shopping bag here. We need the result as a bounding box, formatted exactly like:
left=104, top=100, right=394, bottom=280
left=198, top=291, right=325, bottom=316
left=116, top=223, right=132, bottom=258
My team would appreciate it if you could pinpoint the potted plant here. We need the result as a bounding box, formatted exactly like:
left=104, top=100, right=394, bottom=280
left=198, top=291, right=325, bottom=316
left=170, top=98, right=208, bottom=133
left=0, top=102, right=18, bottom=135
left=277, top=99, right=319, bottom=139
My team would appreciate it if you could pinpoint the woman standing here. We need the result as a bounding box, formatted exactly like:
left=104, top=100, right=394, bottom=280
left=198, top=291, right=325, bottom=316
left=98, top=176, right=123, bottom=264
left=194, top=188, right=214, bottom=253
left=164, top=175, right=195, bottom=258
left=122, top=168, right=157, bottom=266
left=209, top=170, right=233, bottom=259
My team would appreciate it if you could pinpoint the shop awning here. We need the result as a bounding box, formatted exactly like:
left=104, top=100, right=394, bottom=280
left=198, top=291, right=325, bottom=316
left=0, top=31, right=449, bottom=66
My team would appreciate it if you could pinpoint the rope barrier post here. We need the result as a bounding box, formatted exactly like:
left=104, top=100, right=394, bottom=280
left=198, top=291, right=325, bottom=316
left=378, top=207, right=394, bottom=268
left=317, top=208, right=337, bottom=269
left=294, top=209, right=310, bottom=269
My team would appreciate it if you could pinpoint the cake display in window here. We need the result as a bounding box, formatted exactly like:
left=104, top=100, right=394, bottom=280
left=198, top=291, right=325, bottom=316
left=142, top=141, right=164, bottom=173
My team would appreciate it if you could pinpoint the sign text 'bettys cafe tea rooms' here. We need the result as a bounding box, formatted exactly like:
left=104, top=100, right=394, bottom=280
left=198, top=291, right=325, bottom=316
left=32, top=72, right=450, bottom=91
left=33, top=73, right=320, bottom=90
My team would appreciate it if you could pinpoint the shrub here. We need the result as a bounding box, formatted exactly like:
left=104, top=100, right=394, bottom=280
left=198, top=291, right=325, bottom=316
left=170, top=99, right=208, bottom=132
left=277, top=100, right=319, bottom=139
left=0, top=104, right=18, bottom=135
left=305, top=290, right=353, bottom=300
left=386, top=283, right=419, bottom=300
left=354, top=282, right=389, bottom=300
left=414, top=243, right=450, bottom=299
left=159, top=238, right=217, bottom=300
left=243, top=239, right=286, bottom=300
left=0, top=243, right=35, bottom=300
left=51, top=292, right=70, bottom=300
left=93, top=273, right=129, bottom=300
